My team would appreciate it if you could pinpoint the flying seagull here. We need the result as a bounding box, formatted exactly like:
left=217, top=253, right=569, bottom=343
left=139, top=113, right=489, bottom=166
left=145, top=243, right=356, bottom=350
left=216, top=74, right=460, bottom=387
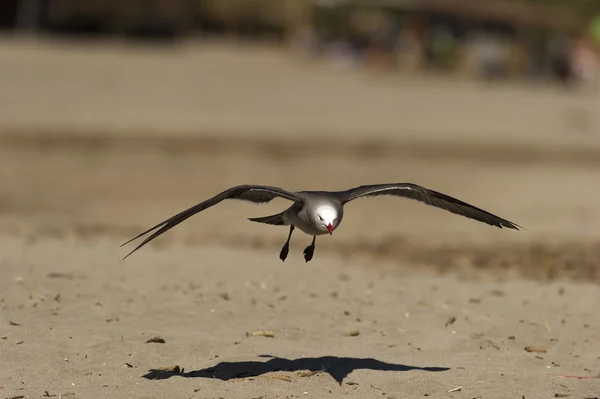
left=121, top=183, right=520, bottom=262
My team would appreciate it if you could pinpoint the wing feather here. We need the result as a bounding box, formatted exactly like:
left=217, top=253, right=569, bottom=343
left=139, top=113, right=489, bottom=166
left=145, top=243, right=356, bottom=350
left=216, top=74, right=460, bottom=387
left=337, top=183, right=521, bottom=230
left=121, top=185, right=301, bottom=259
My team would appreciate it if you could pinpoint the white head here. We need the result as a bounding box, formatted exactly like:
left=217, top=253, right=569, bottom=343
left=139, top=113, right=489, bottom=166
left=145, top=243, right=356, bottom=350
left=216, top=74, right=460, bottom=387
left=315, top=206, right=338, bottom=235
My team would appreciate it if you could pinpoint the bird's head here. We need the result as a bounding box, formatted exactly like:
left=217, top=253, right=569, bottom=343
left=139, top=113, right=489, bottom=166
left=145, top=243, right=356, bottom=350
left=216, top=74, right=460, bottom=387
left=315, top=206, right=338, bottom=235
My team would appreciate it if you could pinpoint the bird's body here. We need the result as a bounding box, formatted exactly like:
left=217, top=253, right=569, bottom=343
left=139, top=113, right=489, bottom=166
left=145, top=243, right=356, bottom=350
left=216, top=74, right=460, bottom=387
left=279, top=194, right=343, bottom=236
left=122, top=183, right=521, bottom=262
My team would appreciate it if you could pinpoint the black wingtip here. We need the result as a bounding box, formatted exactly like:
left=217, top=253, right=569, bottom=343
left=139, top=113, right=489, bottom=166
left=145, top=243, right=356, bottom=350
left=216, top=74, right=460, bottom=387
left=121, top=237, right=143, bottom=259
left=120, top=222, right=169, bottom=258
left=122, top=243, right=142, bottom=260
left=122, top=248, right=134, bottom=260
left=501, top=220, right=523, bottom=231
left=508, top=220, right=523, bottom=230
left=121, top=234, right=144, bottom=248
left=121, top=237, right=146, bottom=260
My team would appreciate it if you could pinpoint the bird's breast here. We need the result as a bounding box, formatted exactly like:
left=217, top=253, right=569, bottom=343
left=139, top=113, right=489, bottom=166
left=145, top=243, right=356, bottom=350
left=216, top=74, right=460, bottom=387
left=285, top=209, right=323, bottom=236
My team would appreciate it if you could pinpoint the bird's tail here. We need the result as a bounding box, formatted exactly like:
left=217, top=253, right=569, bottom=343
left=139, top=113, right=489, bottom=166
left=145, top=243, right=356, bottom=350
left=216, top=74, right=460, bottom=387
left=247, top=212, right=285, bottom=226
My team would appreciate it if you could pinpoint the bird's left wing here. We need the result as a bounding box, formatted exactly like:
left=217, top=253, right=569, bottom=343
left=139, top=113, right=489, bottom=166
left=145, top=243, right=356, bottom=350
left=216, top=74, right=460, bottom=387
left=121, top=185, right=302, bottom=259
left=336, top=183, right=521, bottom=230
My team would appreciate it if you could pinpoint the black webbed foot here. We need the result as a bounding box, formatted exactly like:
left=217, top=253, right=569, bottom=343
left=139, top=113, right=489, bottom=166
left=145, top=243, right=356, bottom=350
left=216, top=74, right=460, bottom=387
left=279, top=243, right=290, bottom=262
left=280, top=225, right=295, bottom=262
left=303, top=236, right=316, bottom=263
left=303, top=244, right=314, bottom=262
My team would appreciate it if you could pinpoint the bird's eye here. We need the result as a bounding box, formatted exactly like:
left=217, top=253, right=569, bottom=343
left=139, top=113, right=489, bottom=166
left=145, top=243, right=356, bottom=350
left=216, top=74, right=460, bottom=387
left=318, top=215, right=324, bottom=221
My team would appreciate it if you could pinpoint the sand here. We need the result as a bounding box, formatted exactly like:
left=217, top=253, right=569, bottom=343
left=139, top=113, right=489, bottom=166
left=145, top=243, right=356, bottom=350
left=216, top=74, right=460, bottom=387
left=1, top=37, right=600, bottom=399
left=1, top=238, right=599, bottom=399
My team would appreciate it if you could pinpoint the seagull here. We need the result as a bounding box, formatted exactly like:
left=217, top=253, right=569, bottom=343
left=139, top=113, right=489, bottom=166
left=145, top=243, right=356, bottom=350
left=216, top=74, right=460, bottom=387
left=121, top=183, right=520, bottom=262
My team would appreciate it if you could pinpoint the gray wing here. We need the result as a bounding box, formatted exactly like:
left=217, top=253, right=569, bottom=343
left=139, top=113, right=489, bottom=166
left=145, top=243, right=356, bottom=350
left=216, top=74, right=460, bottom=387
left=337, top=183, right=521, bottom=230
left=121, top=185, right=301, bottom=259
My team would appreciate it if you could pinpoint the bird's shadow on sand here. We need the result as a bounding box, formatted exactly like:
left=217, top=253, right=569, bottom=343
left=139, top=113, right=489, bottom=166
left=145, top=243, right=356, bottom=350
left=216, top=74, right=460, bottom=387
left=142, top=355, right=450, bottom=384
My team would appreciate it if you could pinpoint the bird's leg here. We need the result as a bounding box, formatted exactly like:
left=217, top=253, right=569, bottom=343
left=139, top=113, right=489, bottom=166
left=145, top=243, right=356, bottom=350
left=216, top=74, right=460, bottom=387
left=279, top=225, right=295, bottom=262
left=303, top=236, right=316, bottom=263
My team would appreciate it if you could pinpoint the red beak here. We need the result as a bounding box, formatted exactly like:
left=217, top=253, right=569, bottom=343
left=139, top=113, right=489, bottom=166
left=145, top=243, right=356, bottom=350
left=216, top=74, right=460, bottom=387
left=327, top=224, right=333, bottom=235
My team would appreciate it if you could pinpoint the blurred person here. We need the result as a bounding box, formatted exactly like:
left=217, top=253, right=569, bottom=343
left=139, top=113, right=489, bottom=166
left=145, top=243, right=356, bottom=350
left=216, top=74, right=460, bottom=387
left=428, top=25, right=459, bottom=70
left=462, top=31, right=510, bottom=81
left=571, top=34, right=599, bottom=92
left=394, top=24, right=426, bottom=73
left=548, top=32, right=574, bottom=85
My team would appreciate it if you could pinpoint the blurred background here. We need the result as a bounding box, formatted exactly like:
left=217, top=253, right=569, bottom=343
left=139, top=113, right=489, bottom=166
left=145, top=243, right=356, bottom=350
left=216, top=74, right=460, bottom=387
left=3, top=0, right=600, bottom=83
left=1, top=0, right=600, bottom=282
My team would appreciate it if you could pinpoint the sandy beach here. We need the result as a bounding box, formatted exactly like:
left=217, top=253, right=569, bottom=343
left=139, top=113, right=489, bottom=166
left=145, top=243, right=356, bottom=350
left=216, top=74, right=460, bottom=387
left=1, top=38, right=599, bottom=399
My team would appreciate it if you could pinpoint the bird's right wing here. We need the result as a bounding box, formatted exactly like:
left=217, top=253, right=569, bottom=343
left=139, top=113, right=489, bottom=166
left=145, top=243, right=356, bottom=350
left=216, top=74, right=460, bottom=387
left=121, top=185, right=302, bottom=259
